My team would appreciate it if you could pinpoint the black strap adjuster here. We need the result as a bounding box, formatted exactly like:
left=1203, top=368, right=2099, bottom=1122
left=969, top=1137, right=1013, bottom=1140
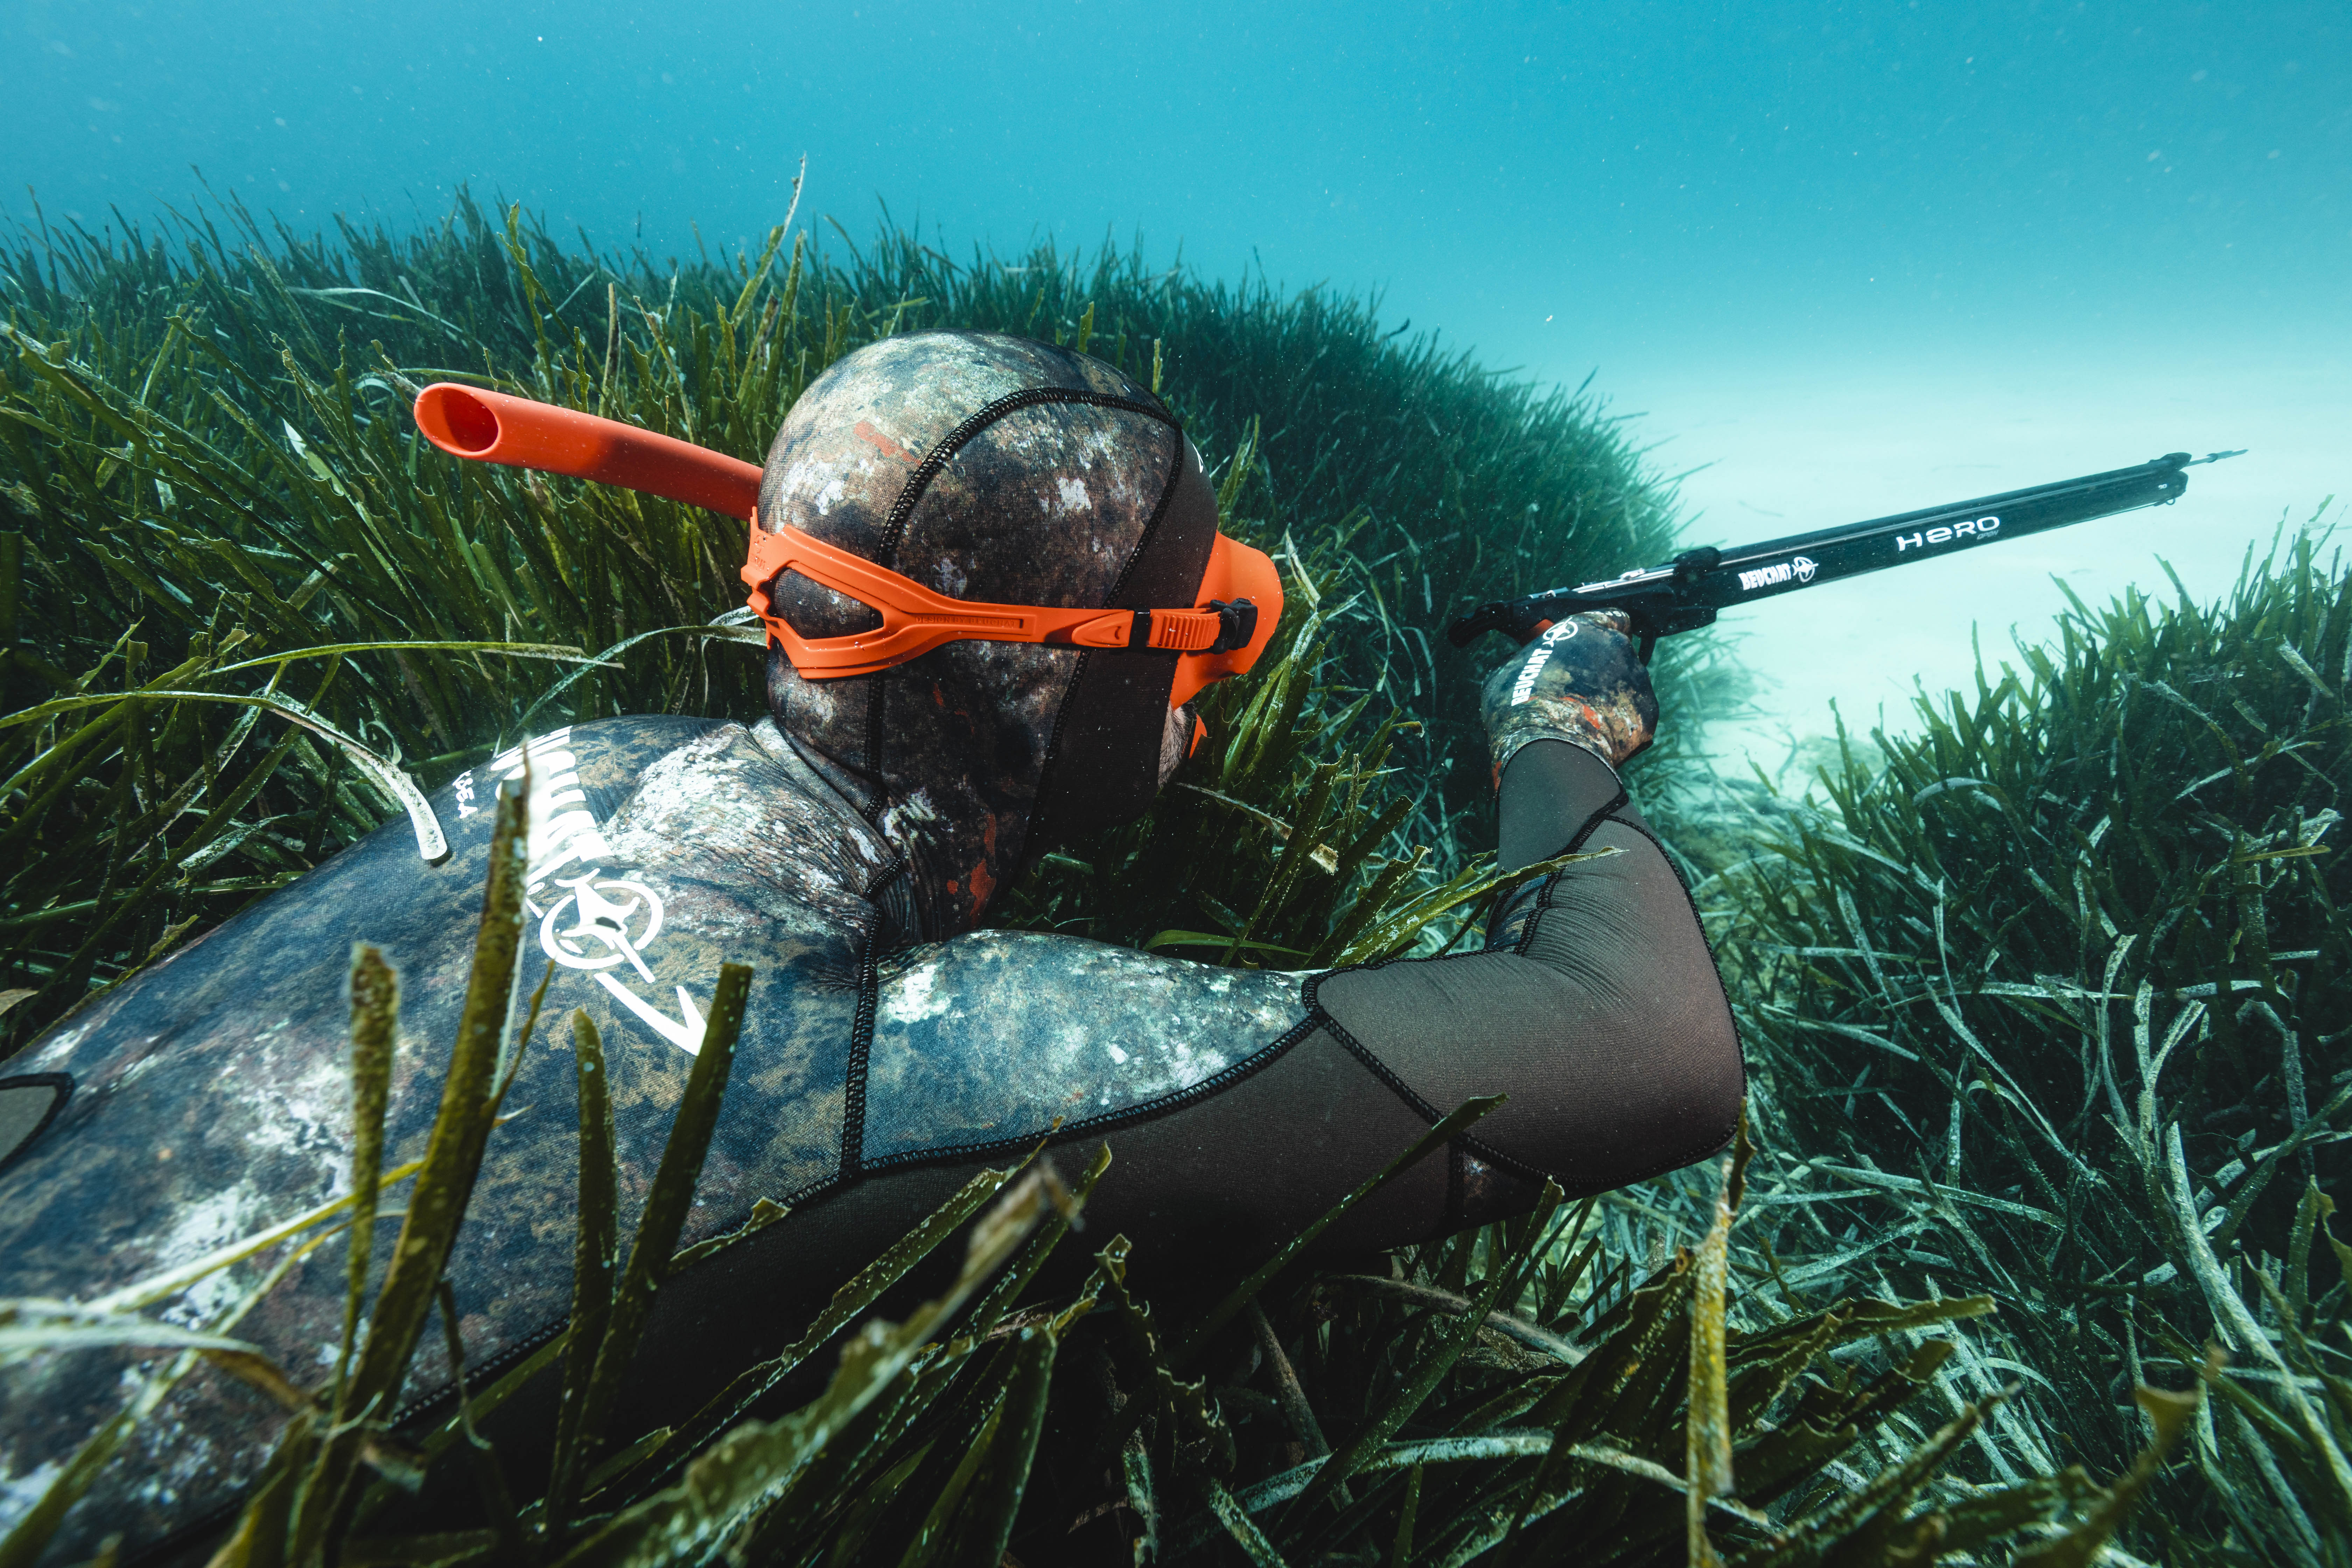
left=1205, top=598, right=1259, bottom=654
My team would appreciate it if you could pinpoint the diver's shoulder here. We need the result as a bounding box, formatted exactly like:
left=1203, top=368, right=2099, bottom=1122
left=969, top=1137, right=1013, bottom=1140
left=483, top=715, right=737, bottom=797
left=546, top=713, right=735, bottom=761
left=574, top=713, right=732, bottom=744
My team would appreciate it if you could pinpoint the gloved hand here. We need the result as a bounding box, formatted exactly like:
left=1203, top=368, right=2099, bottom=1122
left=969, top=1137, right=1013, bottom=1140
left=1479, top=609, right=1659, bottom=782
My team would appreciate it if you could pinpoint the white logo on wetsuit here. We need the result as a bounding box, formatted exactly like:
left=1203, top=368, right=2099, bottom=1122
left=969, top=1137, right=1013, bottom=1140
left=488, top=729, right=618, bottom=893
left=1509, top=619, right=1579, bottom=705
left=540, top=871, right=665, bottom=976
left=486, top=728, right=708, bottom=1056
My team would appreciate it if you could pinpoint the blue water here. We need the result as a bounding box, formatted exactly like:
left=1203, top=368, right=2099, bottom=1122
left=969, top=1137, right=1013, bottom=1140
left=11, top=0, right=2348, bottom=760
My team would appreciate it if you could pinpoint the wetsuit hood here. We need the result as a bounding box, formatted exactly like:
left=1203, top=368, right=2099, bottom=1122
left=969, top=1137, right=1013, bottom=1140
left=755, top=330, right=1219, bottom=938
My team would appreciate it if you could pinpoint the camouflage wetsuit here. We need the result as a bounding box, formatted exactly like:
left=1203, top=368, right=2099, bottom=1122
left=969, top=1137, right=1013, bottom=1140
left=0, top=332, right=1743, bottom=1562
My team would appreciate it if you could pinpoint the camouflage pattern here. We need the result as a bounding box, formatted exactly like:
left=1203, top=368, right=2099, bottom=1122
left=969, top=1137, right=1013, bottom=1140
left=864, top=933, right=1305, bottom=1163
left=0, top=715, right=1318, bottom=1559
left=757, top=331, right=1194, bottom=939
left=1478, top=609, right=1659, bottom=779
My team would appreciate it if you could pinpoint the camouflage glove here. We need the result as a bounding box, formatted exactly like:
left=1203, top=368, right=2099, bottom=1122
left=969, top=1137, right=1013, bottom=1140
left=1478, top=610, right=1659, bottom=782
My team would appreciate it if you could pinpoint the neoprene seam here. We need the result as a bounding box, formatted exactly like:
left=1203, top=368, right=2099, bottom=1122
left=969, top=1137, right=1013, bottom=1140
left=841, top=950, right=881, bottom=1181
left=1295, top=972, right=1540, bottom=1181
left=845, top=849, right=918, bottom=955
left=874, top=387, right=1175, bottom=566
left=1301, top=774, right=1633, bottom=1184
left=1098, top=419, right=1189, bottom=606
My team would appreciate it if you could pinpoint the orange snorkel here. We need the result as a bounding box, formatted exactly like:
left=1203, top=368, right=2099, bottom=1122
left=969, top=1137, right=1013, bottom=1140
left=410, top=383, right=1283, bottom=713
left=413, top=383, right=762, bottom=520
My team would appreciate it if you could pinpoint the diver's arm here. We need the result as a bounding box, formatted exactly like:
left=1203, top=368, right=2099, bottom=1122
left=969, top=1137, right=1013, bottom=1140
left=1307, top=610, right=1744, bottom=1195
left=1312, top=740, right=1745, bottom=1197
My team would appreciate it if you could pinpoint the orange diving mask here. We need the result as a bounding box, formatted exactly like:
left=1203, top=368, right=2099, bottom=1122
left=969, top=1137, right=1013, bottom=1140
left=413, top=382, right=1283, bottom=713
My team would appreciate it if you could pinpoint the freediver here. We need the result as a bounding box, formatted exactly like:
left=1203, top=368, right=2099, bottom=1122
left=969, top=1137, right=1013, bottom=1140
left=0, top=330, right=1743, bottom=1559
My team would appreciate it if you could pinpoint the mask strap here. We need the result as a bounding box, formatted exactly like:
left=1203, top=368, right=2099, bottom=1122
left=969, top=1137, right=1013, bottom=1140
left=743, top=516, right=1251, bottom=679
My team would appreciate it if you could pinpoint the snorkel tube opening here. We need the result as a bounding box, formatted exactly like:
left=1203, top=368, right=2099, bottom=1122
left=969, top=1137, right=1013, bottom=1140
left=414, top=383, right=502, bottom=454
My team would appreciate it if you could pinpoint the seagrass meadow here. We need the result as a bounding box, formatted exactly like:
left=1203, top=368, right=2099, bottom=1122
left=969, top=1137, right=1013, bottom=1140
left=1, top=195, right=2342, bottom=1566
left=1708, top=533, right=2352, bottom=1563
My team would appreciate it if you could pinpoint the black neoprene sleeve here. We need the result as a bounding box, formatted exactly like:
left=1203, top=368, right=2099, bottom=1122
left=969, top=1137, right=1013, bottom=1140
left=1494, top=738, right=1638, bottom=870
left=1310, top=738, right=1744, bottom=1199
